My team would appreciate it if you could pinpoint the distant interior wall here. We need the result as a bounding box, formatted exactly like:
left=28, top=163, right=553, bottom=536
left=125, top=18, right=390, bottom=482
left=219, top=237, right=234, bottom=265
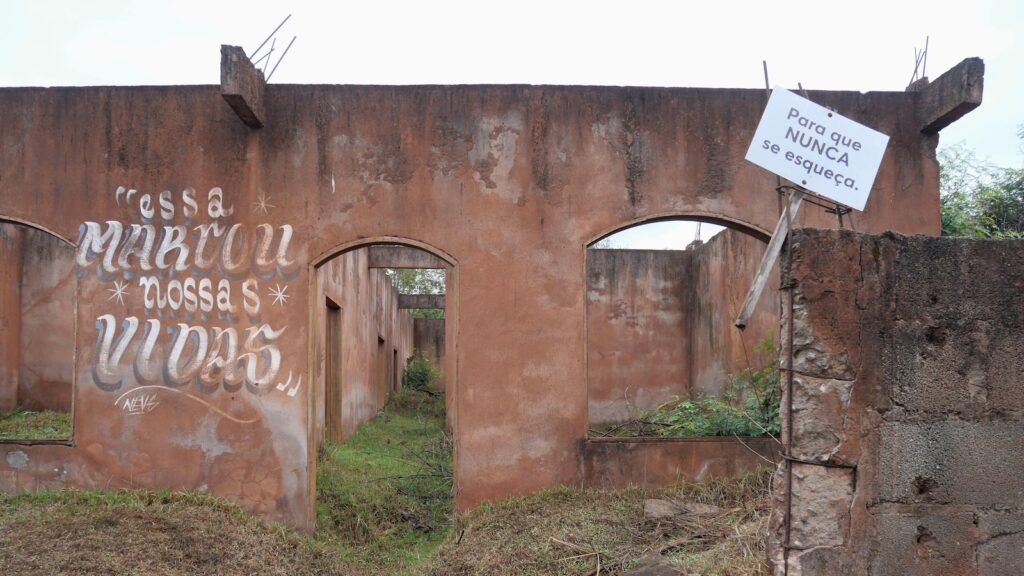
left=687, top=227, right=779, bottom=396
left=315, top=247, right=414, bottom=445
left=0, top=222, right=75, bottom=414
left=413, top=317, right=446, bottom=390
left=586, top=228, right=777, bottom=428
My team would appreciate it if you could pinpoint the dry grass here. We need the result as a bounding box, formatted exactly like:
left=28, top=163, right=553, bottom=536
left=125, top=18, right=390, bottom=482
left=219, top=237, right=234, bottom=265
left=415, top=467, right=774, bottom=576
left=0, top=490, right=361, bottom=576
left=0, top=390, right=773, bottom=576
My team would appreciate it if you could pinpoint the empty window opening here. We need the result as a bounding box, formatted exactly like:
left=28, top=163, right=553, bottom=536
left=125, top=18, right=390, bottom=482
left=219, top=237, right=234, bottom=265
left=0, top=221, right=76, bottom=442
left=586, top=219, right=779, bottom=439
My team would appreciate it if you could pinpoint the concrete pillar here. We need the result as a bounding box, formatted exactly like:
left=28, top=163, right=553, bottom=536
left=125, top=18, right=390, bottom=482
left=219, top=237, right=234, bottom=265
left=0, top=223, right=24, bottom=413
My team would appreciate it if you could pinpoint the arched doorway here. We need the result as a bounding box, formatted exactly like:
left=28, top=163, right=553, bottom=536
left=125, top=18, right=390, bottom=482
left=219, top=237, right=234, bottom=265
left=308, top=236, right=458, bottom=535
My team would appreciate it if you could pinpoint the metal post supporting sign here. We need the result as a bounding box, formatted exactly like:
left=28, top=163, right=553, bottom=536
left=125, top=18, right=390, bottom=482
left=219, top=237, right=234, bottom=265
left=734, top=87, right=890, bottom=328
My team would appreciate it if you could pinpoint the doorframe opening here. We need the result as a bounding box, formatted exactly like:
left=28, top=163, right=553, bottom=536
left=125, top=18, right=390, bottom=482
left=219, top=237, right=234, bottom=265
left=306, top=236, right=459, bottom=531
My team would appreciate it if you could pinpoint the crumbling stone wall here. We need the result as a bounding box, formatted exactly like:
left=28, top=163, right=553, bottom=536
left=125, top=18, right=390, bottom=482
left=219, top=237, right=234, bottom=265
left=772, top=229, right=1024, bottom=575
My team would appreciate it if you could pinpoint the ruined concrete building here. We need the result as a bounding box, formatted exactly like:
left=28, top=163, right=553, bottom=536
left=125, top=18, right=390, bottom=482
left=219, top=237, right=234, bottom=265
left=3, top=47, right=1005, bottom=572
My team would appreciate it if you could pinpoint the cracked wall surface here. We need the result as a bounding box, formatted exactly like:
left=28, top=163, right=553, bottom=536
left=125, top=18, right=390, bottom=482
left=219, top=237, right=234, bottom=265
left=772, top=229, right=1024, bottom=575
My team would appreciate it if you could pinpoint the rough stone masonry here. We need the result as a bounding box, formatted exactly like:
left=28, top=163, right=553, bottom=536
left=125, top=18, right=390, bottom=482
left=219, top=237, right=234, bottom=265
left=772, top=229, right=1024, bottom=575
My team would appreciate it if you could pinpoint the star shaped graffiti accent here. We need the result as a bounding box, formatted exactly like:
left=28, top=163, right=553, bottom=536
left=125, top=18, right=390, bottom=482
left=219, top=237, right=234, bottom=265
left=269, top=283, right=290, bottom=306
left=107, top=279, right=129, bottom=305
left=253, top=192, right=276, bottom=215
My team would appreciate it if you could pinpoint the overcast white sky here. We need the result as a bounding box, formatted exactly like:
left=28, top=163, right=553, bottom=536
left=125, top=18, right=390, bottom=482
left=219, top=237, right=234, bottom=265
left=1, top=0, right=1020, bottom=248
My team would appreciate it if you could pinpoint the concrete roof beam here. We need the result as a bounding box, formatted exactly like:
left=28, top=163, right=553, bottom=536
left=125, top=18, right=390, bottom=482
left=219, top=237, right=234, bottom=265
left=367, top=246, right=449, bottom=269
left=915, top=57, right=984, bottom=134
left=398, top=294, right=445, bottom=309
left=220, top=45, right=265, bottom=129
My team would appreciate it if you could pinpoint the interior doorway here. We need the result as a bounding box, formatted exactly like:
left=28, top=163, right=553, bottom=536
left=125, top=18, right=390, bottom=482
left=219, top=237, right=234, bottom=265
left=310, top=238, right=457, bottom=547
left=324, top=298, right=342, bottom=443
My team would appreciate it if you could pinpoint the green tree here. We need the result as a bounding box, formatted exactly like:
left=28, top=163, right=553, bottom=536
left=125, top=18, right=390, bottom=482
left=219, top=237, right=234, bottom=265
left=383, top=268, right=445, bottom=319
left=940, top=126, right=1024, bottom=239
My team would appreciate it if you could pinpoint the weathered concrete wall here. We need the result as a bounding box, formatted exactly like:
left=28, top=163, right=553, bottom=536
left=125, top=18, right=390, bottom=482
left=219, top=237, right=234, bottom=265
left=688, top=228, right=778, bottom=397
left=17, top=226, right=76, bottom=412
left=587, top=248, right=690, bottom=426
left=772, top=229, right=1024, bottom=575
left=586, top=229, right=776, bottom=426
left=0, top=77, right=955, bottom=531
left=582, top=436, right=779, bottom=488
left=0, top=224, right=24, bottom=413
left=413, top=317, right=446, bottom=390
left=315, top=248, right=414, bottom=446
left=0, top=223, right=75, bottom=415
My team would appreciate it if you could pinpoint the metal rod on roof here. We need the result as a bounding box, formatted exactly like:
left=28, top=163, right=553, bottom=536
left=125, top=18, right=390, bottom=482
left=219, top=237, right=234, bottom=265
left=249, top=14, right=291, bottom=60
left=266, top=35, right=297, bottom=82
left=253, top=46, right=274, bottom=68
left=923, top=36, right=929, bottom=79
left=254, top=37, right=276, bottom=72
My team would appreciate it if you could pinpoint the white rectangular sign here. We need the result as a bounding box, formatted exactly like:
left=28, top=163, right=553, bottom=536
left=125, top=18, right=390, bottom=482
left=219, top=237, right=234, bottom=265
left=745, top=86, right=889, bottom=211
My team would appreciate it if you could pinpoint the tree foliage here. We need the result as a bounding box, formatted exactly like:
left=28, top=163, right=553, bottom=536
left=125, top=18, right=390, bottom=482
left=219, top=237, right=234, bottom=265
left=383, top=268, right=445, bottom=319
left=940, top=128, right=1024, bottom=239
left=384, top=268, right=445, bottom=294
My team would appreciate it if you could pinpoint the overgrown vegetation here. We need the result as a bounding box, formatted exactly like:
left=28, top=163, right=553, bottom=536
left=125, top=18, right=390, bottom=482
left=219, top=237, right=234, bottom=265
left=1, top=358, right=775, bottom=575
left=940, top=127, right=1024, bottom=239
left=415, top=467, right=774, bottom=576
left=595, top=339, right=781, bottom=438
left=0, top=414, right=772, bottom=575
left=0, top=406, right=71, bottom=440
left=401, top=350, right=443, bottom=392
left=316, top=388, right=452, bottom=573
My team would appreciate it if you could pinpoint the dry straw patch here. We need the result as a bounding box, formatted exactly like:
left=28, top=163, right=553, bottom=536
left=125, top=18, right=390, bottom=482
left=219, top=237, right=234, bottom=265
left=415, top=467, right=774, bottom=576
left=0, top=490, right=361, bottom=576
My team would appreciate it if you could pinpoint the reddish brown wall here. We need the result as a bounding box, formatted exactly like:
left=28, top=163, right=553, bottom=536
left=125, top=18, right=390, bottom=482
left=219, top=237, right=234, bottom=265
left=315, top=247, right=414, bottom=445
left=0, top=222, right=75, bottom=415
left=687, top=228, right=778, bottom=396
left=586, top=229, right=776, bottom=427
left=0, top=80, right=949, bottom=531
left=0, top=224, right=23, bottom=413
left=17, top=226, right=76, bottom=412
left=413, top=317, right=446, bottom=390
left=587, top=248, right=690, bottom=426
left=772, top=230, right=1024, bottom=575
left=582, top=436, right=779, bottom=489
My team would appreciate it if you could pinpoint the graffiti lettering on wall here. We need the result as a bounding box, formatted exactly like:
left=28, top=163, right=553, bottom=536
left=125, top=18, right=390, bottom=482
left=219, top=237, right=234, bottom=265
left=78, top=187, right=302, bottom=420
